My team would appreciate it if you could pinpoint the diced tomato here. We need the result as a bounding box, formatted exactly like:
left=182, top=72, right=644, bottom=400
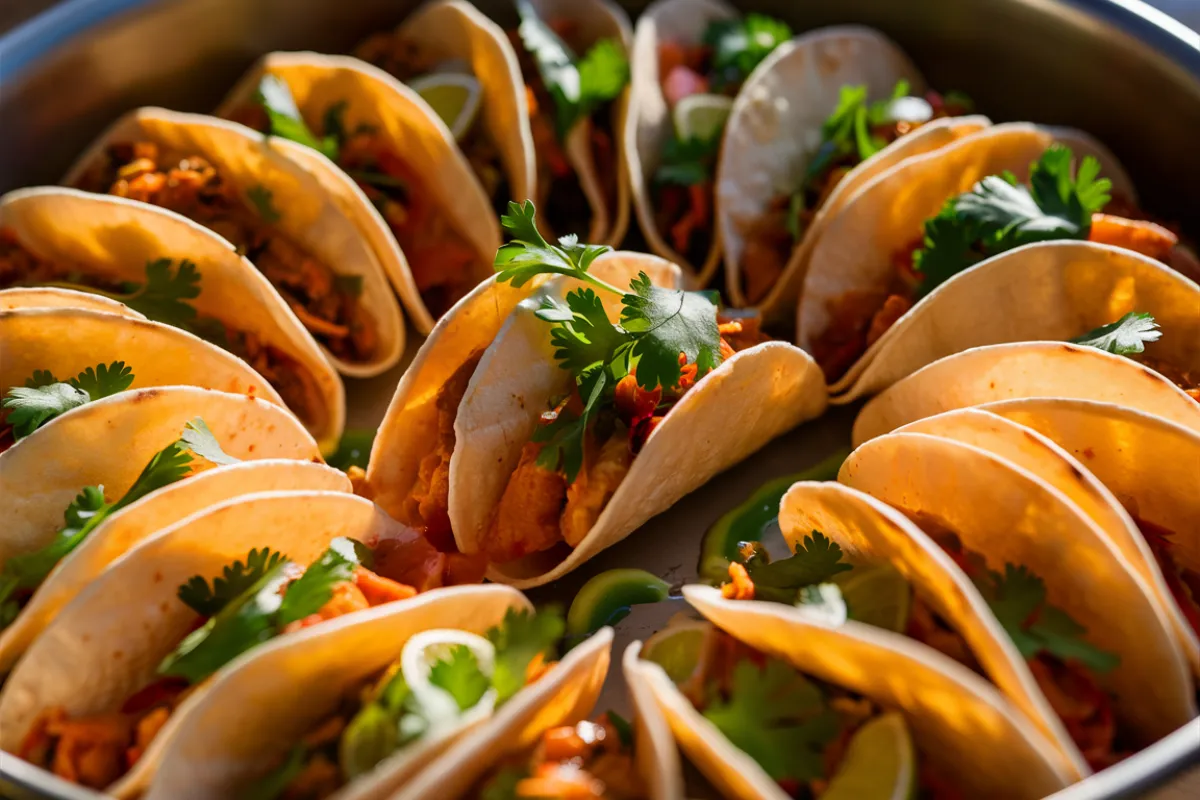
left=662, top=66, right=709, bottom=108
left=352, top=566, right=417, bottom=606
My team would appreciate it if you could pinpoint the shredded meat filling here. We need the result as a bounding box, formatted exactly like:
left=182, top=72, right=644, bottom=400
left=73, top=141, right=377, bottom=363
left=0, top=231, right=323, bottom=427
left=1136, top=517, right=1200, bottom=636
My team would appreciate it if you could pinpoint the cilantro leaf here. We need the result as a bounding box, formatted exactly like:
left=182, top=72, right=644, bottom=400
left=176, top=548, right=288, bottom=617
left=621, top=272, right=722, bottom=391
left=328, top=428, right=376, bottom=472
left=2, top=361, right=134, bottom=440
left=181, top=418, right=238, bottom=466
left=533, top=369, right=608, bottom=482
left=654, top=132, right=720, bottom=187
left=257, top=74, right=340, bottom=160
left=977, top=563, right=1119, bottom=673
left=276, top=537, right=367, bottom=627
left=743, top=531, right=853, bottom=605
left=1069, top=311, right=1161, bottom=356
left=246, top=185, right=282, bottom=224
left=542, top=289, right=629, bottom=378
left=429, top=645, right=491, bottom=711
left=913, top=146, right=1113, bottom=296
left=515, top=1, right=628, bottom=139
left=703, top=14, right=792, bottom=89
left=121, top=258, right=203, bottom=329
left=495, top=201, right=613, bottom=287
left=486, top=606, right=565, bottom=704
left=702, top=657, right=840, bottom=782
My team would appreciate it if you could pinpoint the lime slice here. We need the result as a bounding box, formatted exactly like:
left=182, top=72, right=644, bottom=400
left=672, top=93, right=733, bottom=142
left=822, top=712, right=916, bottom=800
left=408, top=72, right=481, bottom=142
left=835, top=562, right=911, bottom=633
left=642, top=620, right=707, bottom=685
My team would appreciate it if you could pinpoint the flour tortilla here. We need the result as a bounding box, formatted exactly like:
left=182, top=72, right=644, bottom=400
left=0, top=490, right=417, bottom=798
left=622, top=642, right=686, bottom=800
left=851, top=341, right=1200, bottom=445
left=635, top=593, right=1076, bottom=799
left=779, top=480, right=1088, bottom=779
left=0, top=186, right=343, bottom=446
left=0, top=286, right=144, bottom=315
left=0, top=460, right=348, bottom=675
left=447, top=252, right=828, bottom=587
left=217, top=52, right=500, bottom=334
left=141, top=586, right=571, bottom=800
left=838, top=432, right=1196, bottom=747
left=831, top=241, right=1200, bottom=403
left=627, top=0, right=736, bottom=285
left=979, top=398, right=1200, bottom=671
left=62, top=107, right=404, bottom=375
left=522, top=0, right=633, bottom=247
left=716, top=24, right=989, bottom=313
left=797, top=122, right=1137, bottom=388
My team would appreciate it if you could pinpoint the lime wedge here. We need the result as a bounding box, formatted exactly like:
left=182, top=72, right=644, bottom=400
left=822, top=712, right=916, bottom=800
left=672, top=93, right=733, bottom=142
left=835, top=562, right=911, bottom=633
left=408, top=72, right=481, bottom=142
left=642, top=620, right=707, bottom=685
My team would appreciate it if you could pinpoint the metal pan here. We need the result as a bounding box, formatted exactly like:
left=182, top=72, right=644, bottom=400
left=1, top=1, right=1197, bottom=798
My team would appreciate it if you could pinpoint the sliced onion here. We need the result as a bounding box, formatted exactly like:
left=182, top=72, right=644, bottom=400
left=400, top=629, right=497, bottom=731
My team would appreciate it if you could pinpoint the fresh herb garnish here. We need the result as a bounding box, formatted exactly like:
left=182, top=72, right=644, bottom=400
left=159, top=536, right=368, bottom=683
left=1070, top=311, right=1161, bottom=356
left=177, top=548, right=287, bottom=617
left=515, top=0, right=629, bottom=140
left=43, top=258, right=203, bottom=330
left=740, top=530, right=853, bottom=605
left=429, top=645, right=491, bottom=710
left=0, top=419, right=232, bottom=627
left=494, top=201, right=722, bottom=481
left=654, top=131, right=720, bottom=187
left=257, top=74, right=339, bottom=160
left=975, top=563, right=1118, bottom=673
left=703, top=14, right=792, bottom=91
left=246, top=184, right=282, bottom=223
left=486, top=605, right=565, bottom=704
left=805, top=80, right=915, bottom=187
left=703, top=656, right=840, bottom=782
left=328, top=428, right=375, bottom=472
left=913, top=145, right=1113, bottom=296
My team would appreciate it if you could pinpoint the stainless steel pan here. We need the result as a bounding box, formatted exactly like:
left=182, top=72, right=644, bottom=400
left=1, top=2, right=1197, bottom=798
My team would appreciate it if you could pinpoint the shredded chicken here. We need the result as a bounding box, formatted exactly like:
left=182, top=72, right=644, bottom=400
left=561, top=434, right=633, bottom=546
left=486, top=442, right=570, bottom=563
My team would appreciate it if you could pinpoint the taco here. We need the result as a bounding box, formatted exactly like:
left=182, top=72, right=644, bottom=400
left=717, top=27, right=986, bottom=312
left=218, top=52, right=500, bottom=333
left=851, top=335, right=1200, bottom=445
left=893, top=406, right=1200, bottom=675
left=505, top=0, right=632, bottom=246
left=627, top=0, right=791, bottom=283
left=354, top=0, right=535, bottom=215
left=0, top=186, right=343, bottom=442
left=627, top=607, right=1075, bottom=799
left=0, top=386, right=322, bottom=665
left=386, top=205, right=825, bottom=587
left=62, top=107, right=403, bottom=376
left=795, top=123, right=1179, bottom=384
left=0, top=489, right=477, bottom=797
left=140, top=591, right=607, bottom=800
left=828, top=240, right=1200, bottom=403
left=838, top=432, right=1196, bottom=758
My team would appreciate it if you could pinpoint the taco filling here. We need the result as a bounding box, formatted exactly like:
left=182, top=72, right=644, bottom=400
left=229, top=80, right=488, bottom=319
left=644, top=621, right=958, bottom=799
left=353, top=34, right=508, bottom=214
left=0, top=418, right=232, bottom=628
left=16, top=537, right=426, bottom=790
left=1131, top=516, right=1200, bottom=639
left=242, top=607, right=564, bottom=800
left=72, top=142, right=379, bottom=363
left=739, top=84, right=973, bottom=305
left=812, top=144, right=1200, bottom=380
left=0, top=232, right=323, bottom=425
left=509, top=2, right=628, bottom=239
left=908, top=513, right=1127, bottom=770
left=470, top=712, right=643, bottom=800
left=653, top=13, right=791, bottom=266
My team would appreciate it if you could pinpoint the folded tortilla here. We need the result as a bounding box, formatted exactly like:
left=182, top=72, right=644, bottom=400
left=0, top=186, right=344, bottom=447
left=61, top=107, right=405, bottom=376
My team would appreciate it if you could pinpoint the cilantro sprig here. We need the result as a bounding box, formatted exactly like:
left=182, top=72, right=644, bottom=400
left=1070, top=311, right=1161, bottom=356
left=258, top=74, right=340, bottom=161
left=913, top=145, right=1113, bottom=296
left=703, top=14, right=792, bottom=91
left=738, top=531, right=853, bottom=605
left=703, top=657, right=840, bottom=782
left=655, top=132, right=721, bottom=188
left=0, top=419, right=234, bottom=628
left=975, top=563, right=1118, bottom=673
left=515, top=0, right=629, bottom=140
left=805, top=80, right=918, bottom=187
left=42, top=257, right=203, bottom=330
left=496, top=202, right=722, bottom=480
left=159, top=536, right=369, bottom=683
left=2, top=361, right=133, bottom=441
left=487, top=605, right=565, bottom=703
